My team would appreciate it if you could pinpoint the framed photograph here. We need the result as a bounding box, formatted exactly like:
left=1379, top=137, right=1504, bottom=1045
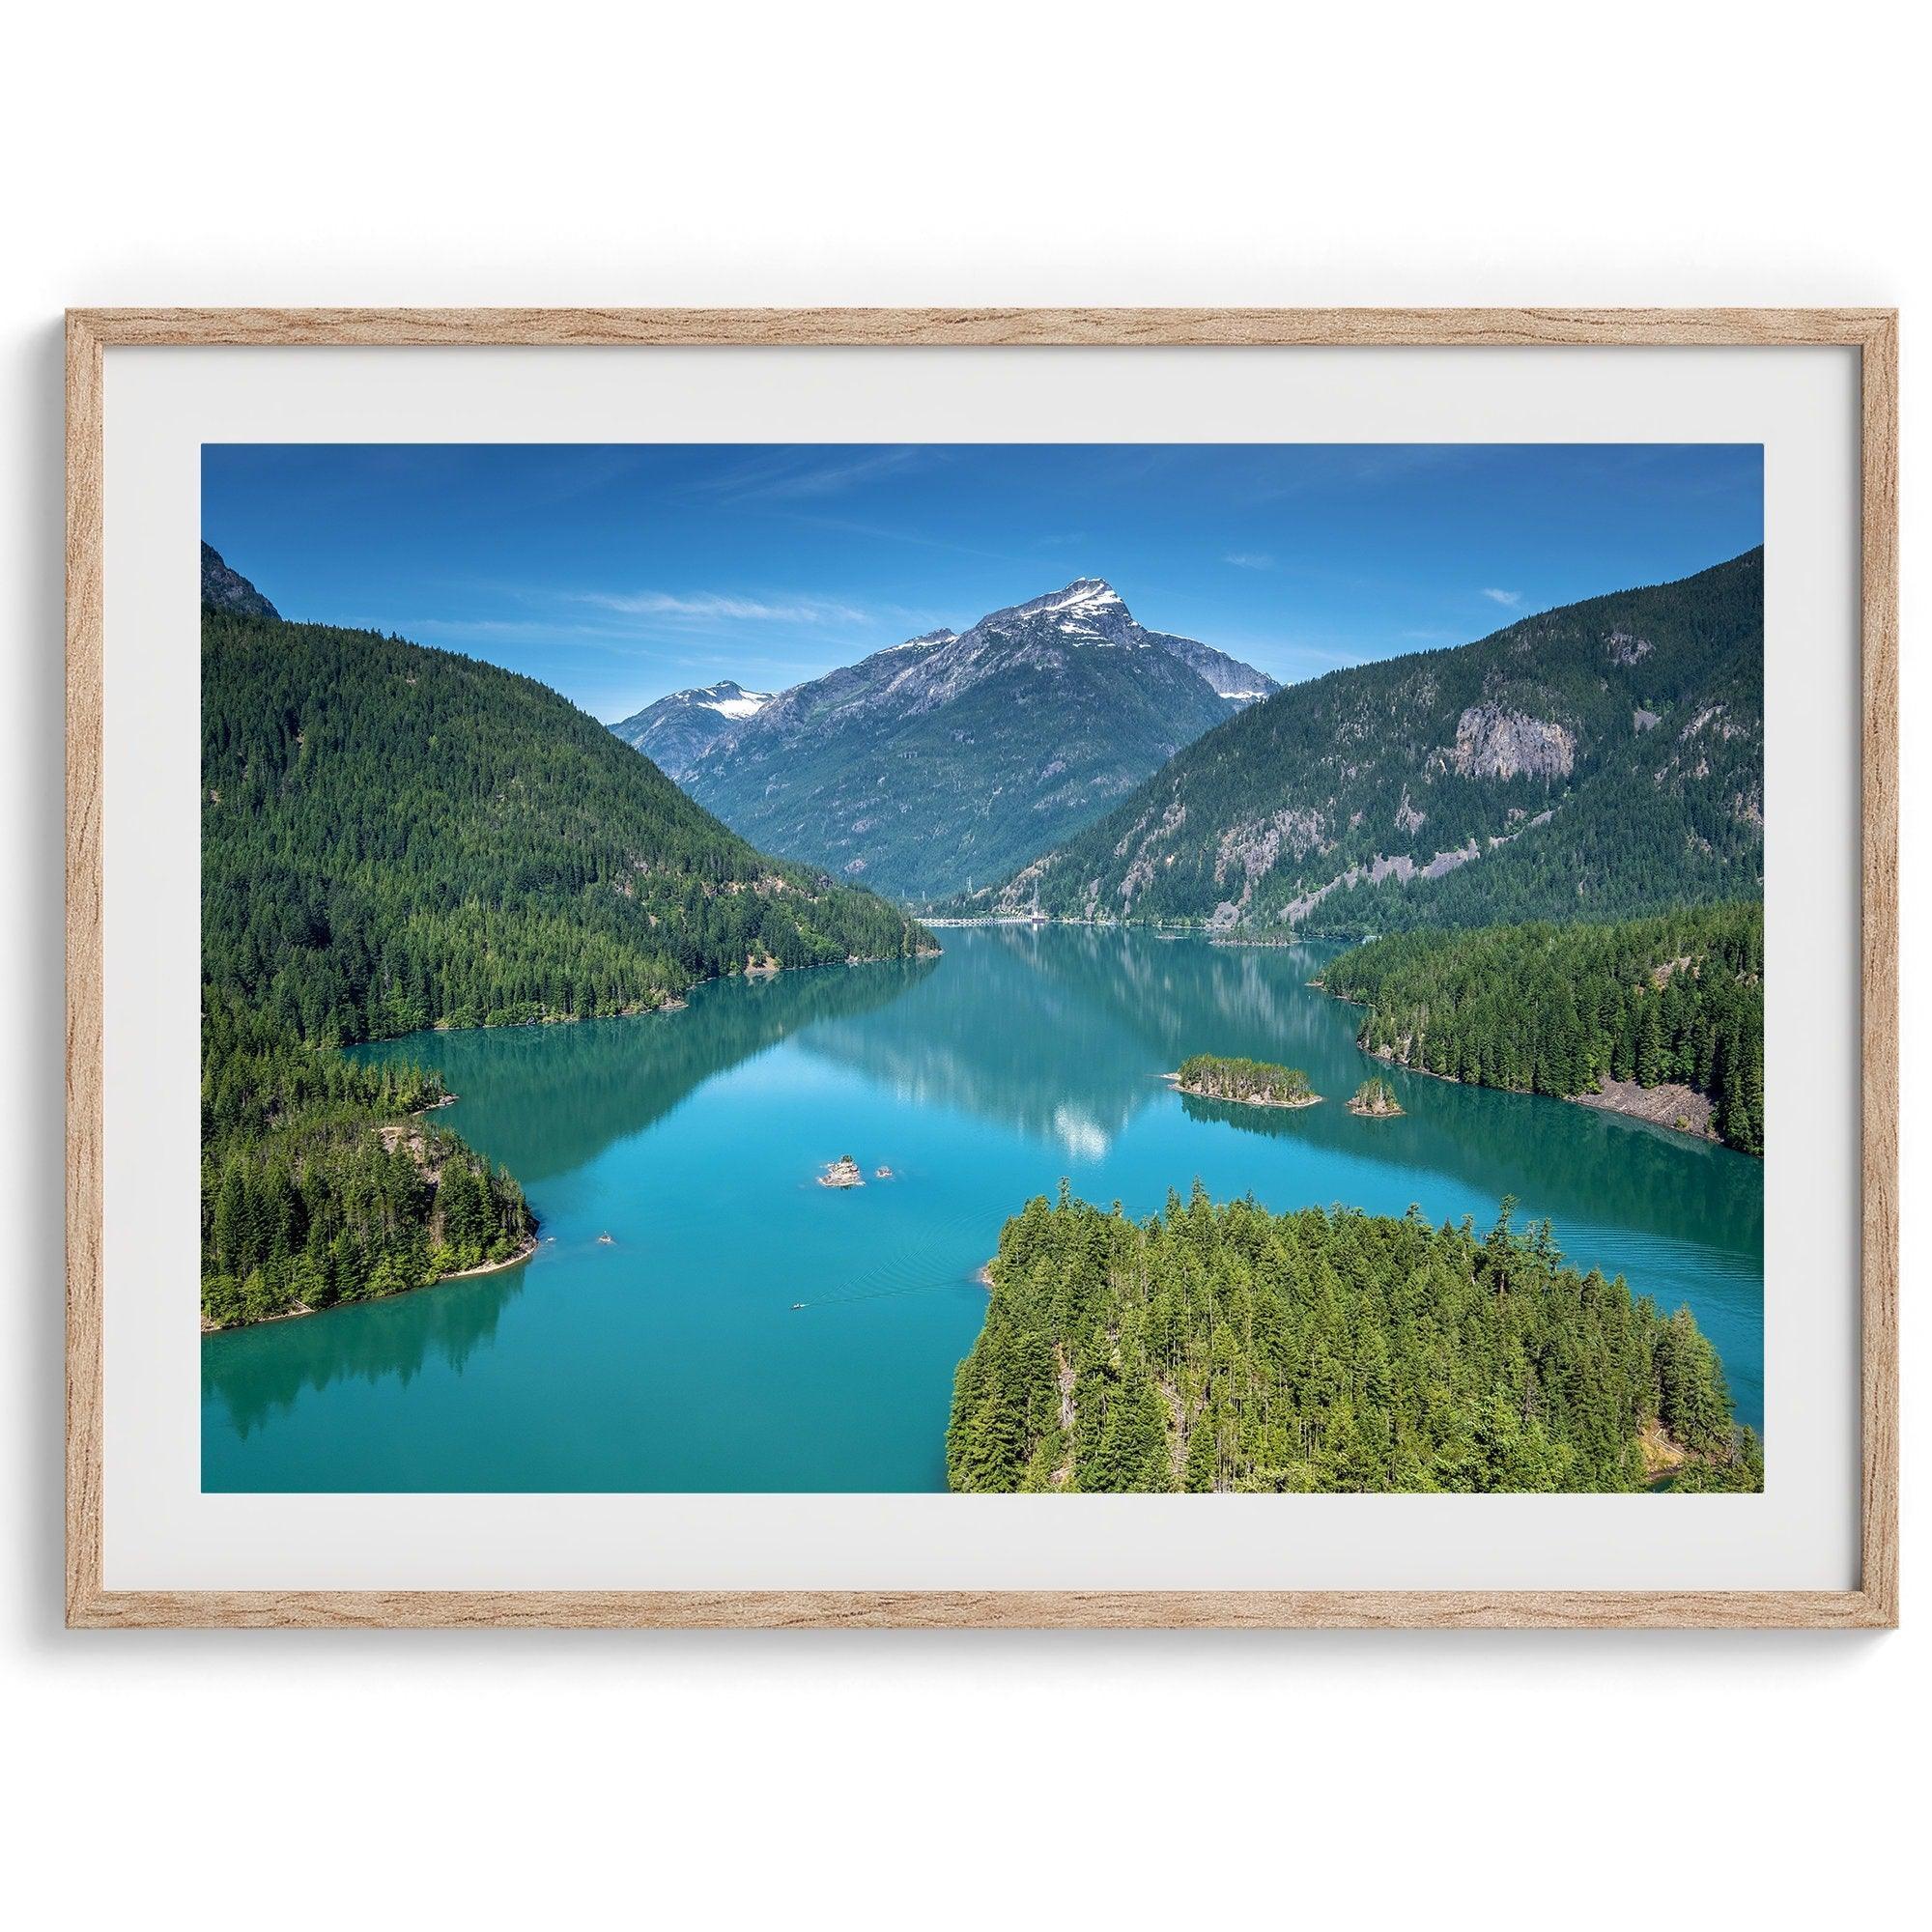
left=66, top=308, right=1896, bottom=1629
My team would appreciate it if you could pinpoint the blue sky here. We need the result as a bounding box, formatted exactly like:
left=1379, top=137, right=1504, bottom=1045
left=203, top=443, right=1763, bottom=723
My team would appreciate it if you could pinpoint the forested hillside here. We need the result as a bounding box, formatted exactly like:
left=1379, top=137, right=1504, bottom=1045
left=1321, top=903, right=1763, bottom=1152
left=202, top=600, right=930, bottom=1326
left=962, top=550, right=1763, bottom=933
left=948, top=1189, right=1760, bottom=1493
left=205, top=611, right=929, bottom=1038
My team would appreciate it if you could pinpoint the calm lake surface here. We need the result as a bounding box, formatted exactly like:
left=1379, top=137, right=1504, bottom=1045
left=202, top=927, right=1764, bottom=1491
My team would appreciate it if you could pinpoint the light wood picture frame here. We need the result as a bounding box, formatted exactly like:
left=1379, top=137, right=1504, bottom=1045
left=65, top=307, right=1898, bottom=1630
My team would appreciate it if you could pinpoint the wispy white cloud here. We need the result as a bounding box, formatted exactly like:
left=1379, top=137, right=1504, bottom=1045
left=697, top=447, right=933, bottom=504
left=1224, top=552, right=1274, bottom=570
left=782, top=511, right=1027, bottom=566
left=1481, top=586, right=1521, bottom=608
left=573, top=589, right=872, bottom=626
left=1279, top=642, right=1371, bottom=668
left=407, top=617, right=671, bottom=658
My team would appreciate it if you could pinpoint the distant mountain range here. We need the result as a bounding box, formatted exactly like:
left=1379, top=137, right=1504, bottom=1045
left=616, top=580, right=1277, bottom=902
left=958, top=550, right=1764, bottom=934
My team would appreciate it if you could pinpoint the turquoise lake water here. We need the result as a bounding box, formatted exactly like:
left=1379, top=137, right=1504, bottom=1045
left=201, top=926, right=1764, bottom=1491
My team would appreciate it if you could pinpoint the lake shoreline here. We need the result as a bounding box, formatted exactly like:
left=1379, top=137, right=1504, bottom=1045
left=202, top=1233, right=541, bottom=1336
left=1321, top=988, right=1738, bottom=1150
left=1163, top=1071, right=1322, bottom=1110
left=386, top=944, right=940, bottom=1041
left=1352, top=1042, right=1727, bottom=1145
left=922, top=914, right=1357, bottom=944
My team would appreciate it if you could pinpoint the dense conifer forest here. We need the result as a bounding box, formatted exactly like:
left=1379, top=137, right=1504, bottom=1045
left=948, top=1188, right=1760, bottom=1493
left=200, top=606, right=932, bottom=1326
left=1175, top=1054, right=1318, bottom=1107
left=1321, top=903, right=1764, bottom=1153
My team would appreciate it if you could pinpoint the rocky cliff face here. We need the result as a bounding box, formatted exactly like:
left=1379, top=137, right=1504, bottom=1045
left=1444, top=703, right=1577, bottom=781
left=201, top=542, right=279, bottom=620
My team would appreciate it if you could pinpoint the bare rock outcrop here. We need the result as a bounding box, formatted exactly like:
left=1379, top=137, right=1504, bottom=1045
left=1445, top=703, right=1577, bottom=781
left=1211, top=807, right=1324, bottom=889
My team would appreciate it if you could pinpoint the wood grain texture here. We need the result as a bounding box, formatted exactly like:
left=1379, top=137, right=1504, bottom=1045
left=63, top=307, right=1900, bottom=1631
left=1857, top=313, right=1901, bottom=1629
left=65, top=313, right=104, bottom=1631
left=61, top=1587, right=1895, bottom=1631
left=68, top=305, right=1895, bottom=349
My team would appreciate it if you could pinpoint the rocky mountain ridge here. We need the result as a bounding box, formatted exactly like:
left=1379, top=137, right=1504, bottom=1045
left=962, top=549, right=1764, bottom=934
left=201, top=542, right=279, bottom=620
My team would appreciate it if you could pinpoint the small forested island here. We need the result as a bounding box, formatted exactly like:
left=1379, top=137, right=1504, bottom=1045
left=819, top=1155, right=866, bottom=1188
left=199, top=591, right=931, bottom=1328
left=1321, top=902, right=1764, bottom=1153
left=1348, top=1077, right=1405, bottom=1118
left=948, top=1187, right=1761, bottom=1493
left=1171, top=1053, right=1320, bottom=1109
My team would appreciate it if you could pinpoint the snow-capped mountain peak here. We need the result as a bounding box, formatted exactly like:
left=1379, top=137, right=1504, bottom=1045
left=968, top=578, right=1141, bottom=648
left=1046, top=577, right=1122, bottom=611
left=608, top=678, right=775, bottom=780
left=877, top=628, right=958, bottom=655
left=691, top=679, right=774, bottom=721
left=1004, top=577, right=1123, bottom=618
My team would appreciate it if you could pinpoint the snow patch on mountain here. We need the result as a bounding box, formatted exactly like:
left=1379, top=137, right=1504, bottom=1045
left=689, top=680, right=774, bottom=720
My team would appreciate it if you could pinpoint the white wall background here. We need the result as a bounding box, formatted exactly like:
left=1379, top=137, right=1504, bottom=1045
left=2, top=3, right=1920, bottom=1922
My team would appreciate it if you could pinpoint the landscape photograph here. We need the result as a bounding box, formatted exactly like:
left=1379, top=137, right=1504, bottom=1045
left=198, top=441, right=1766, bottom=1495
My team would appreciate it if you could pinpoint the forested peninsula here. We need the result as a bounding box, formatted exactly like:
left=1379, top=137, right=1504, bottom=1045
left=1321, top=904, right=1764, bottom=1153
left=948, top=1188, right=1760, bottom=1493
left=201, top=599, right=932, bottom=1328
